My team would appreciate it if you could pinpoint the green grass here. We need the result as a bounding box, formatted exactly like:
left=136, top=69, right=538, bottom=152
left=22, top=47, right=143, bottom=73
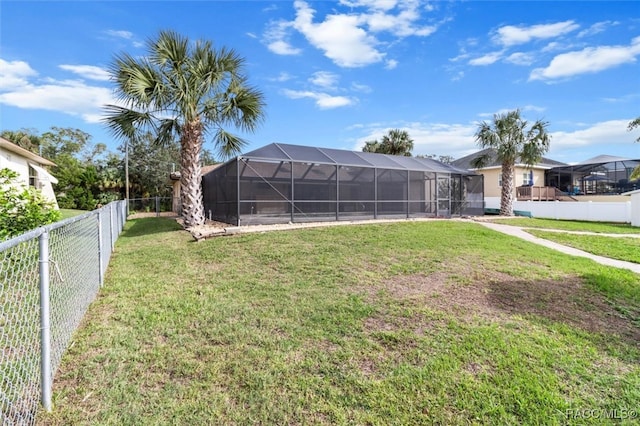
left=58, top=209, right=88, bottom=220
left=489, top=217, right=640, bottom=234
left=528, top=230, right=640, bottom=264
left=38, top=218, right=640, bottom=425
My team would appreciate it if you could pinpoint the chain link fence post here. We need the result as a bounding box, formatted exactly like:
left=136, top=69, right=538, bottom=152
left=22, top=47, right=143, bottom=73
left=39, top=231, right=52, bottom=412
left=97, top=209, right=104, bottom=287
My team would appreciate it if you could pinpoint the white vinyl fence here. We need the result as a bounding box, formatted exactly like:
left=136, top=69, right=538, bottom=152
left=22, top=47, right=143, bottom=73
left=0, top=200, right=127, bottom=425
left=485, top=197, right=633, bottom=223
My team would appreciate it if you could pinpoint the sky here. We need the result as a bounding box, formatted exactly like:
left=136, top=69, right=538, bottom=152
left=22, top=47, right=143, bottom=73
left=1, top=0, right=639, bottom=166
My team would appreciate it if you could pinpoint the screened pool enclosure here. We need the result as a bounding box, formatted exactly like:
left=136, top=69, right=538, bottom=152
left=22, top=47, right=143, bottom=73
left=203, top=143, right=484, bottom=226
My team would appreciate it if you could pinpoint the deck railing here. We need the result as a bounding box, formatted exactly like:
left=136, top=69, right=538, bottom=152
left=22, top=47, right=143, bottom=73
left=516, top=186, right=564, bottom=201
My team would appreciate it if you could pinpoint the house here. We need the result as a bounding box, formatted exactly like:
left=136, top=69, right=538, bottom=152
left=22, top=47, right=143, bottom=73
left=451, top=148, right=566, bottom=199
left=0, top=136, right=59, bottom=208
left=202, top=143, right=484, bottom=226
left=169, top=163, right=222, bottom=214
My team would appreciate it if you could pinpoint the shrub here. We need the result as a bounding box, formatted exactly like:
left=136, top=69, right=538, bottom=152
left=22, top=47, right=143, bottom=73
left=0, top=168, right=60, bottom=240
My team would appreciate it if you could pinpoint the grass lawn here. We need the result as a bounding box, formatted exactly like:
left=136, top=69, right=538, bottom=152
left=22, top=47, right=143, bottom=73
left=489, top=217, right=640, bottom=234
left=38, top=218, right=640, bottom=425
left=58, top=209, right=88, bottom=220
left=528, top=230, right=640, bottom=265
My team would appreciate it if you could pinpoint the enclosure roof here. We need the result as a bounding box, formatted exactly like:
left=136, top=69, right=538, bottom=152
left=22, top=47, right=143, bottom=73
left=575, top=154, right=631, bottom=165
left=548, top=155, right=639, bottom=174
left=451, top=147, right=565, bottom=170
left=240, top=143, right=475, bottom=175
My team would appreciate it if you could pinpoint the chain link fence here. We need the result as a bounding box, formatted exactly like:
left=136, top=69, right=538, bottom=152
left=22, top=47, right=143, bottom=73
left=128, top=197, right=180, bottom=216
left=0, top=200, right=127, bottom=425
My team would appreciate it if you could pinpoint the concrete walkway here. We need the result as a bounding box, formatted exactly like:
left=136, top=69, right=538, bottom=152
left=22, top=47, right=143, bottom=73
left=476, top=221, right=640, bottom=274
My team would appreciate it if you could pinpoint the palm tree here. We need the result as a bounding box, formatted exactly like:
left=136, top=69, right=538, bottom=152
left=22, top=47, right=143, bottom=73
left=103, top=30, right=265, bottom=227
left=362, top=129, right=414, bottom=156
left=472, top=110, right=550, bottom=216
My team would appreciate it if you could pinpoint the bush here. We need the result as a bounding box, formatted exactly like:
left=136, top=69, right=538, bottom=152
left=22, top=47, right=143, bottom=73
left=0, top=168, right=60, bottom=240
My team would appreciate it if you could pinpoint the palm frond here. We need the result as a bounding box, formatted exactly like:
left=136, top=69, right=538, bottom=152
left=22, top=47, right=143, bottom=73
left=102, top=105, right=156, bottom=141
left=213, top=128, right=247, bottom=160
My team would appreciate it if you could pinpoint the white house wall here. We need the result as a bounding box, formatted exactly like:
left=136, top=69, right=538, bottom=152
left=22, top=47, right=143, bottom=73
left=0, top=146, right=31, bottom=188
left=0, top=146, right=59, bottom=209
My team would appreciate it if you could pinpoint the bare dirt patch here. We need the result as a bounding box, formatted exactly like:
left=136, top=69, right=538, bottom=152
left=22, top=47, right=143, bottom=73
left=365, top=271, right=640, bottom=347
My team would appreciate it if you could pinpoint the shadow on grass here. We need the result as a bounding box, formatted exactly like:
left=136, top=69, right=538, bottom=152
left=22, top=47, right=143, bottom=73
left=120, top=217, right=183, bottom=238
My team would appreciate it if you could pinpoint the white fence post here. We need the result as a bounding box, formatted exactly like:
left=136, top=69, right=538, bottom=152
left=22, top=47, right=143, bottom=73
left=97, top=210, right=104, bottom=287
left=39, top=231, right=52, bottom=412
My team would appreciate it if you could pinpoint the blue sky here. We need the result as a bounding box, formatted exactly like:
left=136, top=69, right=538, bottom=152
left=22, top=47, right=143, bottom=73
left=1, top=0, right=639, bottom=166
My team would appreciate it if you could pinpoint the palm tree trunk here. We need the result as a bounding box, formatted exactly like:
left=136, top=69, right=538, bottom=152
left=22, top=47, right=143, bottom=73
left=180, top=120, right=205, bottom=227
left=500, top=162, right=515, bottom=216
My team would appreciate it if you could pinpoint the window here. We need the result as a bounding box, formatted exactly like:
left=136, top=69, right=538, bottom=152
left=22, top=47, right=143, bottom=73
left=522, top=172, right=533, bottom=186
left=498, top=173, right=502, bottom=187
left=29, top=166, right=37, bottom=187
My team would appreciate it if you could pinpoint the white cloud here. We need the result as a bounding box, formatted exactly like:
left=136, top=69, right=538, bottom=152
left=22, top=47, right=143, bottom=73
left=0, top=79, right=114, bottom=123
left=354, top=122, right=477, bottom=157
left=0, top=59, right=38, bottom=90
left=530, top=36, right=640, bottom=81
left=493, top=20, right=579, bottom=47
left=104, top=30, right=134, bottom=40
left=469, top=51, right=503, bottom=66
left=309, top=71, right=339, bottom=89
left=339, top=0, right=398, bottom=11
left=550, top=119, right=640, bottom=151
left=282, top=89, right=355, bottom=109
left=351, top=82, right=372, bottom=93
left=264, top=20, right=302, bottom=56
left=477, top=105, right=546, bottom=118
left=578, top=20, right=619, bottom=38
left=385, top=59, right=398, bottom=69
left=505, top=52, right=535, bottom=66
left=293, top=1, right=384, bottom=67
left=0, top=58, right=115, bottom=123
left=265, top=0, right=439, bottom=68
left=59, top=65, right=111, bottom=81
left=268, top=40, right=303, bottom=55
left=269, top=72, right=294, bottom=82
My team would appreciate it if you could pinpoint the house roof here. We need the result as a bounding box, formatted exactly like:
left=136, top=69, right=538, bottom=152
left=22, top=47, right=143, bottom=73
left=169, top=163, right=223, bottom=181
left=240, top=143, right=476, bottom=175
left=451, top=148, right=566, bottom=171
left=0, top=136, right=56, bottom=167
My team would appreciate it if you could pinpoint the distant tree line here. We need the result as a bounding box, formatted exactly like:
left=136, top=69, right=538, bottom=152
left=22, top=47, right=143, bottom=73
left=1, top=127, right=218, bottom=210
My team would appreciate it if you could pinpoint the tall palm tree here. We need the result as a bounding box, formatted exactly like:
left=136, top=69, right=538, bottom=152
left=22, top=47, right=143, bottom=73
left=103, top=30, right=265, bottom=227
left=472, top=110, right=550, bottom=216
left=362, top=129, right=414, bottom=156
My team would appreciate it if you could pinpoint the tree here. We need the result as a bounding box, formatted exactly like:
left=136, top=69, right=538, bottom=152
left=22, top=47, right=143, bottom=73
left=628, top=117, right=640, bottom=180
left=628, top=116, right=640, bottom=143
left=1, top=128, right=43, bottom=154
left=124, top=132, right=180, bottom=198
left=362, top=129, right=414, bottom=156
left=104, top=30, right=266, bottom=227
left=418, top=154, right=454, bottom=164
left=472, top=110, right=550, bottom=216
left=0, top=168, right=60, bottom=240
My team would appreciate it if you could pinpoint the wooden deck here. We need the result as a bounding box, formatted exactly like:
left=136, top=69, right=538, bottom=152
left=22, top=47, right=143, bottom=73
left=516, top=186, right=576, bottom=201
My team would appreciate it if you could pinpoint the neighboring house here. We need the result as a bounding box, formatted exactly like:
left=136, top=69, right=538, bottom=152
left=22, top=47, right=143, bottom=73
left=451, top=148, right=566, bottom=198
left=170, top=163, right=222, bottom=214
left=0, top=136, right=59, bottom=209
